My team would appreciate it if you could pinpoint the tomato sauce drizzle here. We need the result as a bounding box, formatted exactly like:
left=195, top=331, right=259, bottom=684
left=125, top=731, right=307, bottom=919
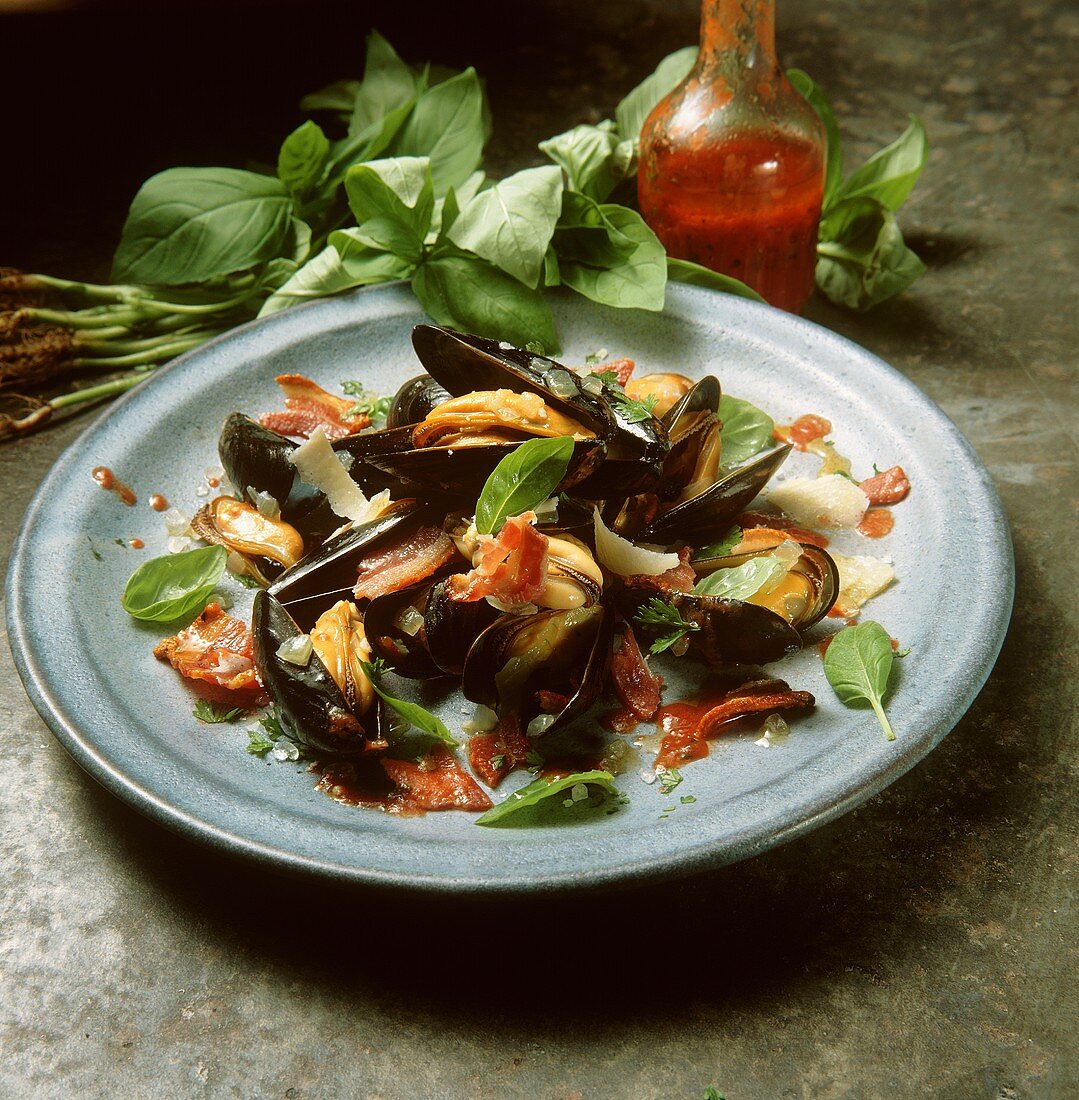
left=858, top=508, right=895, bottom=538
left=149, top=493, right=169, bottom=512
left=91, top=466, right=136, bottom=505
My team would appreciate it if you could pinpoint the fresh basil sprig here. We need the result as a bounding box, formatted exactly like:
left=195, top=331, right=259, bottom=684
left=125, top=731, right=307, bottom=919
left=823, top=621, right=898, bottom=740
left=693, top=526, right=743, bottom=560
left=475, top=770, right=619, bottom=826
left=718, top=395, right=775, bottom=467
left=120, top=545, right=227, bottom=623
left=474, top=435, right=574, bottom=535
left=693, top=556, right=783, bottom=600
left=360, top=659, right=458, bottom=746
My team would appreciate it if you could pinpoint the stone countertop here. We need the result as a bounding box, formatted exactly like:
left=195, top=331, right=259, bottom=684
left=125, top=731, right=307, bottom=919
left=2, top=1, right=1076, bottom=1096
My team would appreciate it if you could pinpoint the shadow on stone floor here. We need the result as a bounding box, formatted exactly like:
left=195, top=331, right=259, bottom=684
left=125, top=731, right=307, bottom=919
left=53, top=533, right=1044, bottom=1032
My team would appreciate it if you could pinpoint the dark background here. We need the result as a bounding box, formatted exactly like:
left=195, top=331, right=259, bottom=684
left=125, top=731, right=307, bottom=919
left=4, top=0, right=712, bottom=277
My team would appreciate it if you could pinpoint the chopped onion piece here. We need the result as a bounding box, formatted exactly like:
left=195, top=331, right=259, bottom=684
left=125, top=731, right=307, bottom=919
left=592, top=508, right=679, bottom=577
left=393, top=605, right=425, bottom=637
left=276, top=635, right=313, bottom=666
left=526, top=713, right=556, bottom=737
left=289, top=428, right=391, bottom=525
left=163, top=507, right=191, bottom=537
left=462, top=704, right=499, bottom=735
left=755, top=713, right=790, bottom=747
left=252, top=489, right=281, bottom=519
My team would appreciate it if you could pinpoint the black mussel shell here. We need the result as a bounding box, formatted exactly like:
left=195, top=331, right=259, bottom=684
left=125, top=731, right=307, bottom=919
left=218, top=414, right=298, bottom=508
left=362, top=437, right=606, bottom=500
left=658, top=376, right=722, bottom=497
left=268, top=500, right=427, bottom=628
left=422, top=579, right=502, bottom=677
left=460, top=605, right=612, bottom=735
left=386, top=374, right=451, bottom=429
left=569, top=396, right=670, bottom=499
left=252, top=591, right=374, bottom=758
left=534, top=494, right=594, bottom=539
left=637, top=445, right=792, bottom=546
left=363, top=571, right=463, bottom=680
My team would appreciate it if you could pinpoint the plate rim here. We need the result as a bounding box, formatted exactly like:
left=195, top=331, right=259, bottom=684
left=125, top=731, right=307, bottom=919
left=6, top=282, right=1015, bottom=893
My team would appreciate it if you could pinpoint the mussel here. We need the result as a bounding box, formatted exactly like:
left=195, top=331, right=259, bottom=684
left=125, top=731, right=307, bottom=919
left=625, top=537, right=838, bottom=665
left=386, top=374, right=451, bottom=429
left=190, top=496, right=305, bottom=584
left=461, top=605, right=613, bottom=737
left=253, top=591, right=384, bottom=758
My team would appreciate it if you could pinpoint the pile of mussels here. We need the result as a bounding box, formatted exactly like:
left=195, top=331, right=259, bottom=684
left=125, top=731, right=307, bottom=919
left=203, top=324, right=838, bottom=765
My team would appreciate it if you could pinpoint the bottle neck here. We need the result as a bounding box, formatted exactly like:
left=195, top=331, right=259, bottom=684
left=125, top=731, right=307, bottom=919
left=698, top=0, right=778, bottom=75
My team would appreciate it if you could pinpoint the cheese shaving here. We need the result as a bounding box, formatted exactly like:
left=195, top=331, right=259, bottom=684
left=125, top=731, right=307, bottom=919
left=592, top=508, right=679, bottom=577
left=289, top=428, right=391, bottom=525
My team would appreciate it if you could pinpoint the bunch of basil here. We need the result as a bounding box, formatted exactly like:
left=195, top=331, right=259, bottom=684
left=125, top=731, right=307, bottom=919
left=3, top=33, right=926, bottom=434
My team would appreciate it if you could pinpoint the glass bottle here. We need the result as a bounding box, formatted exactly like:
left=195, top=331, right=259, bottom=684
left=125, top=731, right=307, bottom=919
left=638, top=0, right=826, bottom=313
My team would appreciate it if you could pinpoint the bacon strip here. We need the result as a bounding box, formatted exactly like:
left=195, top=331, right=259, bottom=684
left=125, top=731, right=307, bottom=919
left=258, top=374, right=369, bottom=440
left=859, top=465, right=910, bottom=505
left=655, top=679, right=814, bottom=770
left=468, top=714, right=531, bottom=787
left=353, top=524, right=458, bottom=601
left=610, top=624, right=663, bottom=721
left=382, top=746, right=493, bottom=811
left=448, top=515, right=549, bottom=607
left=623, top=546, right=696, bottom=594
left=153, top=602, right=257, bottom=693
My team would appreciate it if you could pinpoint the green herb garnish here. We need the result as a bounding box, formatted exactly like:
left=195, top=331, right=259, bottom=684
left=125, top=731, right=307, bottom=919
left=717, top=395, right=775, bottom=467
left=693, top=556, right=785, bottom=600
left=475, top=770, right=619, bottom=826
left=658, top=768, right=683, bottom=795
left=341, top=380, right=393, bottom=424
left=360, top=659, right=458, bottom=746
left=635, top=597, right=700, bottom=656
left=610, top=389, right=658, bottom=424
left=88, top=538, right=103, bottom=562
left=489, top=754, right=506, bottom=772
left=693, top=526, right=742, bottom=560
left=120, top=545, right=227, bottom=623
left=823, top=621, right=898, bottom=740
left=474, top=435, right=574, bottom=535
left=589, top=368, right=621, bottom=387
left=246, top=728, right=275, bottom=756
left=193, top=699, right=246, bottom=724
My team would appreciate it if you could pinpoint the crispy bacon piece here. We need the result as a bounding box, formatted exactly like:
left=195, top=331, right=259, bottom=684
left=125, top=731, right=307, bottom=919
left=153, top=602, right=258, bottom=693
left=382, top=746, right=492, bottom=811
left=623, top=546, right=696, bottom=594
left=353, top=524, right=458, bottom=601
left=610, top=624, right=663, bottom=721
left=859, top=465, right=910, bottom=505
left=258, top=374, right=368, bottom=440
left=737, top=511, right=829, bottom=548
left=468, top=714, right=532, bottom=787
left=655, top=679, right=814, bottom=770
left=447, top=515, right=549, bottom=607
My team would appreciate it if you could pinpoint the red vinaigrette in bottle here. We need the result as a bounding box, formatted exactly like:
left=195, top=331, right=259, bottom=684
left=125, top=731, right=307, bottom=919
left=638, top=0, right=826, bottom=313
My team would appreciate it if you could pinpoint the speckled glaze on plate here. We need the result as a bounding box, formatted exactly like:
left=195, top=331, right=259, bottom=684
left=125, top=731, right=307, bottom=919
left=6, top=284, right=1013, bottom=892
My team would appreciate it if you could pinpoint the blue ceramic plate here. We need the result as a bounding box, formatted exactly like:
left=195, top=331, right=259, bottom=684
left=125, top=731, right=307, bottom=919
left=6, top=284, right=1013, bottom=892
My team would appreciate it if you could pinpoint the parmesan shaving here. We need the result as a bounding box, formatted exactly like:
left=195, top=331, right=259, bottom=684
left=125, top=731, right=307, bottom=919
left=592, top=508, right=679, bottom=576
left=830, top=551, right=896, bottom=616
left=767, top=474, right=869, bottom=528
left=289, top=428, right=391, bottom=525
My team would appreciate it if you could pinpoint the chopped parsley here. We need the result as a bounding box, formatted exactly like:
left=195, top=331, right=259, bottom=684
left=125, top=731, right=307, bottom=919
left=589, top=368, right=621, bottom=387
left=193, top=699, right=246, bottom=724
left=610, top=389, right=658, bottom=424
left=87, top=538, right=102, bottom=562
left=658, top=768, right=683, bottom=795
left=257, top=708, right=285, bottom=740
left=489, top=753, right=507, bottom=772
left=340, top=380, right=392, bottom=425
left=635, top=597, right=700, bottom=655
left=114, top=537, right=127, bottom=548
left=525, top=750, right=545, bottom=774
left=245, top=728, right=275, bottom=756
left=680, top=794, right=697, bottom=805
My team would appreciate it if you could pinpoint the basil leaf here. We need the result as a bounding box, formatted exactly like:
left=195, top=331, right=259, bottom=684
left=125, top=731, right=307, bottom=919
left=447, top=165, right=564, bottom=286
left=615, top=46, right=697, bottom=142
left=300, top=78, right=362, bottom=119
left=120, top=545, right=226, bottom=623
left=693, top=556, right=785, bottom=600
left=666, top=258, right=765, bottom=302
left=344, top=156, right=435, bottom=263
left=324, top=98, right=417, bottom=187
left=258, top=243, right=412, bottom=316
left=348, top=30, right=418, bottom=137
left=833, top=116, right=927, bottom=213
left=475, top=770, right=619, bottom=826
left=718, top=394, right=775, bottom=466
left=558, top=204, right=666, bottom=311
left=823, top=620, right=897, bottom=740
left=429, top=171, right=485, bottom=242
left=474, top=435, right=575, bottom=535
left=787, top=69, right=843, bottom=209
left=112, top=168, right=294, bottom=285
left=693, top=526, right=742, bottom=560
left=391, top=67, right=488, bottom=193
left=553, top=191, right=637, bottom=268
left=412, top=253, right=559, bottom=352
left=539, top=122, right=621, bottom=202
left=359, top=662, right=458, bottom=747
left=277, top=120, right=329, bottom=198
left=816, top=198, right=925, bottom=310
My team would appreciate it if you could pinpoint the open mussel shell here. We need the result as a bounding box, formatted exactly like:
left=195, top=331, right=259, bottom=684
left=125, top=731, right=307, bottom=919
left=190, top=496, right=304, bottom=585
left=386, top=374, right=451, bottom=429
left=420, top=579, right=503, bottom=676
left=268, top=499, right=428, bottom=627
left=252, top=591, right=377, bottom=759
left=658, top=375, right=722, bottom=497
left=363, top=437, right=605, bottom=499
left=219, top=413, right=298, bottom=507
left=460, top=605, right=612, bottom=736
left=637, top=444, right=792, bottom=546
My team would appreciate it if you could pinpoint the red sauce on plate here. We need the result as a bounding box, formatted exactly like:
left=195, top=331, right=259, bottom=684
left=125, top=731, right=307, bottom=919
left=149, top=493, right=169, bottom=512
left=858, top=508, right=895, bottom=538
left=91, top=466, right=136, bottom=505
